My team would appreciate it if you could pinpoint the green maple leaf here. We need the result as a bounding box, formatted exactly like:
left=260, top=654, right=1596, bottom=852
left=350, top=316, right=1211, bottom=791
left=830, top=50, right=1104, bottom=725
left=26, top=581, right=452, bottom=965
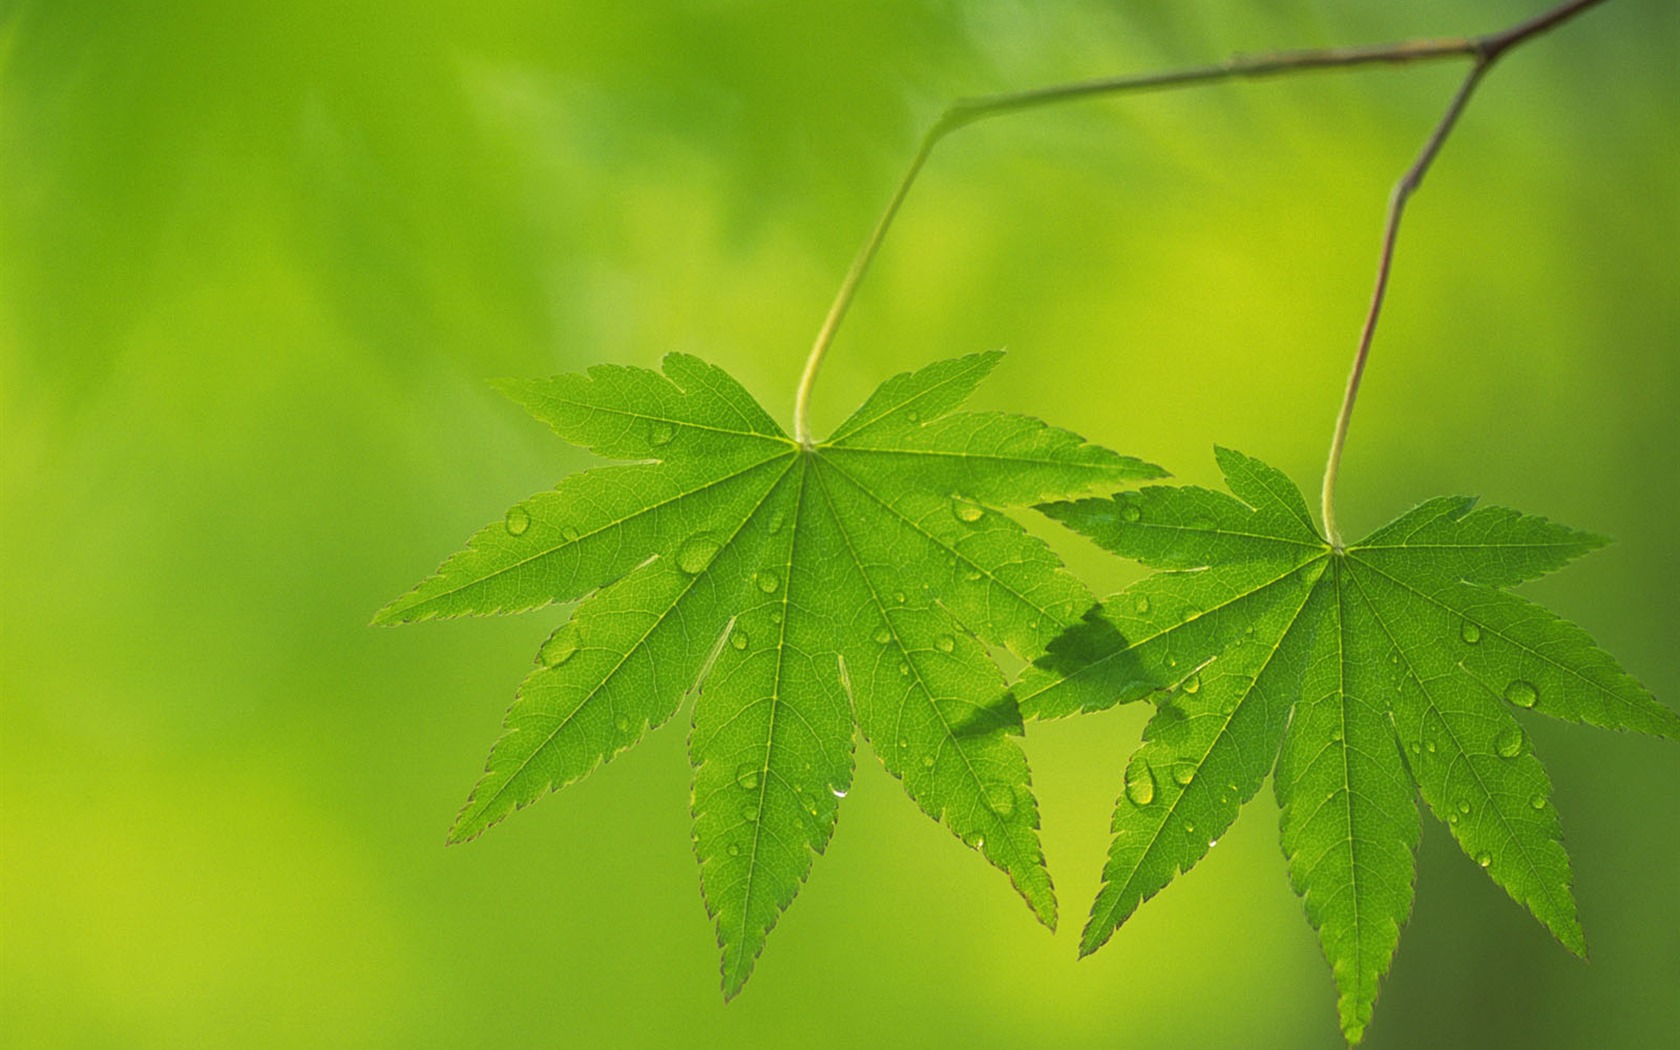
left=375, top=350, right=1162, bottom=996
left=1017, top=446, right=1677, bottom=1044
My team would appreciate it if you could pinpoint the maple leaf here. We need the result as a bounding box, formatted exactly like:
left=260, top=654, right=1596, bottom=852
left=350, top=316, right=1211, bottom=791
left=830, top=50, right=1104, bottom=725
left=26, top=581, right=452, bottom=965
left=375, top=350, right=1163, bottom=997
left=1017, top=446, right=1678, bottom=1044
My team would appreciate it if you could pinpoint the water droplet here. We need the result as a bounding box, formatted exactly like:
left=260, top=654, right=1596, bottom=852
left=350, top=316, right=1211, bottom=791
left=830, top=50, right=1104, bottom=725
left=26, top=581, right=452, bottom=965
left=962, top=568, right=982, bottom=582
left=614, top=714, right=632, bottom=734
left=770, top=610, right=783, bottom=625
left=897, top=738, right=909, bottom=750
left=1119, top=503, right=1142, bottom=523
left=1184, top=821, right=1197, bottom=836
left=755, top=570, right=780, bottom=593
left=1460, top=621, right=1482, bottom=645
left=829, top=784, right=848, bottom=799
left=1530, top=795, right=1547, bottom=810
left=730, top=629, right=749, bottom=651
left=906, top=410, right=920, bottom=423
left=873, top=626, right=892, bottom=645
left=741, top=805, right=759, bottom=822
left=1134, top=595, right=1151, bottom=615
left=898, top=662, right=910, bottom=676
left=1208, top=838, right=1220, bottom=849
left=768, top=511, right=786, bottom=534
left=1426, top=739, right=1438, bottom=754
left=935, top=634, right=956, bottom=653
left=539, top=625, right=580, bottom=667
left=1181, top=673, right=1201, bottom=695
left=1495, top=725, right=1524, bottom=759
left=1476, top=852, right=1492, bottom=868
left=561, top=525, right=580, bottom=542
left=984, top=784, right=1016, bottom=816
left=1457, top=799, right=1472, bottom=815
left=1505, top=679, right=1539, bottom=709
left=922, top=754, right=935, bottom=768
left=966, top=834, right=985, bottom=851
left=951, top=499, right=984, bottom=525
left=646, top=421, right=677, bottom=447
left=893, top=591, right=906, bottom=604
left=735, top=764, right=761, bottom=790
left=1173, top=765, right=1195, bottom=787
left=727, top=843, right=740, bottom=857
left=504, top=505, right=531, bottom=536
left=676, top=534, right=721, bottom=574
left=1408, top=742, right=1421, bottom=755
left=1124, top=757, right=1157, bottom=806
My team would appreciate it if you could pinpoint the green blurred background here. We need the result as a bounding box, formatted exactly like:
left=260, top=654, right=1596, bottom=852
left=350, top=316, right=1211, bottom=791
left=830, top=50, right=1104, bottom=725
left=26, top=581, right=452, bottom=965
left=3, top=1, right=1676, bottom=1046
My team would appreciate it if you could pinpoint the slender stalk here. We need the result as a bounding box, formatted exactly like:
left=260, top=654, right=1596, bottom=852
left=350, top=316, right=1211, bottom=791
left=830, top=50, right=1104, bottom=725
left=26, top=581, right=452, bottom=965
left=1320, top=64, right=1488, bottom=549
left=1320, top=0, right=1611, bottom=546
left=791, top=0, right=1611, bottom=466
left=789, top=36, right=1478, bottom=445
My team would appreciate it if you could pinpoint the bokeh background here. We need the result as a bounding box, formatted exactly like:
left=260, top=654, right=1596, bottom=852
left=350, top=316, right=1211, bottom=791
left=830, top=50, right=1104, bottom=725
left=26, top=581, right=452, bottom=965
left=4, top=1, right=1676, bottom=1046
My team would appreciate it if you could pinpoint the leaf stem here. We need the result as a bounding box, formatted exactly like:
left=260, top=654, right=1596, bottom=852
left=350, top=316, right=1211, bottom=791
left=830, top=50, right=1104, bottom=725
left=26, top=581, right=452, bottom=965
left=792, top=0, right=1612, bottom=470
left=790, top=35, right=1483, bottom=445
left=1320, top=0, right=1611, bottom=548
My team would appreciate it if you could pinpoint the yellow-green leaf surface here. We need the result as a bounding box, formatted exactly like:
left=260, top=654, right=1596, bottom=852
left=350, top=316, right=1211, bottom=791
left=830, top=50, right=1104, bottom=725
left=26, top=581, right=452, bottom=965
left=376, top=350, right=1162, bottom=997
left=1023, top=447, right=1677, bottom=1044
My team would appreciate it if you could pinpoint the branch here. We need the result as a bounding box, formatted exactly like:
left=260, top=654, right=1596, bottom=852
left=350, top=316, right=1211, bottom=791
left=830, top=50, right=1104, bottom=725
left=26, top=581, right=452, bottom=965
left=1321, top=0, right=1611, bottom=547
left=791, top=0, right=1613, bottom=453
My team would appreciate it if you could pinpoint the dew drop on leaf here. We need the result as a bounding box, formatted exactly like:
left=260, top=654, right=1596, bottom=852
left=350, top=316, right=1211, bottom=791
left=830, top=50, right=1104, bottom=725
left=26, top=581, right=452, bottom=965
left=1531, top=795, right=1547, bottom=810
left=768, top=511, right=786, bottom=534
left=893, top=591, right=906, bottom=604
left=952, top=500, right=983, bottom=524
left=1477, top=852, right=1492, bottom=868
left=935, top=634, right=955, bottom=653
left=921, top=754, right=935, bottom=768
left=741, top=805, right=759, bottom=822
left=539, top=624, right=580, bottom=667
left=873, top=625, right=891, bottom=644
left=648, top=421, right=675, bottom=446
left=898, top=662, right=910, bottom=676
left=1124, top=756, right=1157, bottom=806
left=735, top=764, right=761, bottom=790
left=727, top=844, right=741, bottom=857
left=1173, top=765, right=1195, bottom=787
left=1496, top=725, right=1524, bottom=758
left=561, top=525, right=580, bottom=542
left=730, top=629, right=749, bottom=651
left=1120, top=503, right=1142, bottom=523
left=1457, top=799, right=1472, bottom=815
left=1460, top=621, right=1482, bottom=644
left=676, top=534, right=721, bottom=574
left=614, top=714, right=632, bottom=734
left=754, top=570, right=780, bottom=593
left=1181, top=673, right=1201, bottom=695
left=504, top=505, right=530, bottom=536
left=1134, top=595, right=1151, bottom=615
left=829, top=784, right=848, bottom=799
left=1505, top=679, right=1539, bottom=708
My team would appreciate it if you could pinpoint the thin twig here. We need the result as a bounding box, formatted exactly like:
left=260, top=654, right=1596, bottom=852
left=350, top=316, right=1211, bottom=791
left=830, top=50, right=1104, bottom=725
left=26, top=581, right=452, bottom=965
left=790, top=0, right=1612, bottom=459
left=1321, top=0, right=1611, bottom=546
